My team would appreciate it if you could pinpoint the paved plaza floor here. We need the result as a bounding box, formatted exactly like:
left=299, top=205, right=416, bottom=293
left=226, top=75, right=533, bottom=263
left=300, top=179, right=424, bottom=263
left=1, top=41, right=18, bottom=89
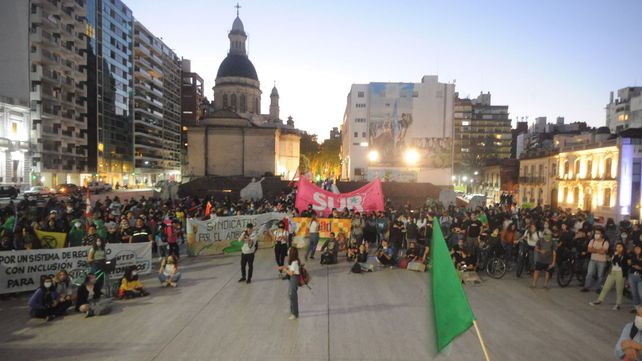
left=0, top=249, right=632, bottom=361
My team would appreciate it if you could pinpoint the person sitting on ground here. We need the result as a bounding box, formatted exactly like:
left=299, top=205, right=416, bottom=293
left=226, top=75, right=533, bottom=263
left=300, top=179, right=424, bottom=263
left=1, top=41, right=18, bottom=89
left=320, top=232, right=339, bottom=265
left=76, top=273, right=102, bottom=317
left=406, top=241, right=420, bottom=263
left=346, top=237, right=359, bottom=261
left=53, top=270, right=74, bottom=313
left=376, top=240, right=396, bottom=267
left=355, top=243, right=373, bottom=272
left=118, top=266, right=149, bottom=299
left=159, top=254, right=181, bottom=287
left=28, top=275, right=66, bottom=321
left=615, top=305, right=642, bottom=360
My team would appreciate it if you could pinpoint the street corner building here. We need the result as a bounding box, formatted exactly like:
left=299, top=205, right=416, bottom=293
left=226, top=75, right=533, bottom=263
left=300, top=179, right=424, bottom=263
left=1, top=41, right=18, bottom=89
left=185, top=13, right=300, bottom=180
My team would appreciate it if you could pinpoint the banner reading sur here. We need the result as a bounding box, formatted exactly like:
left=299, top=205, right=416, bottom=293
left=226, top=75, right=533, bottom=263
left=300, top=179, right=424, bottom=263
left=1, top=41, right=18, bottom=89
left=295, top=177, right=384, bottom=217
left=0, top=243, right=152, bottom=294
left=186, top=212, right=286, bottom=256
left=291, top=217, right=352, bottom=250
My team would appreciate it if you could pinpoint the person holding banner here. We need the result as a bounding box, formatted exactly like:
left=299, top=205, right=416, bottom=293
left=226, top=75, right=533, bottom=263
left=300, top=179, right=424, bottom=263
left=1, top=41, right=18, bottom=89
left=305, top=215, right=320, bottom=261
left=274, top=222, right=289, bottom=279
left=239, top=223, right=257, bottom=284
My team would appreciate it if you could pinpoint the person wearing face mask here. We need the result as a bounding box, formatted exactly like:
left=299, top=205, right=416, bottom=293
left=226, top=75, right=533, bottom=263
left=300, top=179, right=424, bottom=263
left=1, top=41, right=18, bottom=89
left=87, top=231, right=107, bottom=293
left=28, top=275, right=65, bottom=321
left=591, top=242, right=628, bottom=310
left=630, top=245, right=642, bottom=313
left=118, top=266, right=149, bottom=299
left=159, top=254, right=181, bottom=287
left=615, top=306, right=642, bottom=360
left=67, top=219, right=85, bottom=247
left=581, top=228, right=610, bottom=293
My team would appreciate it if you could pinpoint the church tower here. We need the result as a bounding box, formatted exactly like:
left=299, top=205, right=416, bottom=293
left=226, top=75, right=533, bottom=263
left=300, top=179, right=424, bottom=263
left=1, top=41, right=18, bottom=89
left=269, top=85, right=280, bottom=120
left=213, top=6, right=261, bottom=114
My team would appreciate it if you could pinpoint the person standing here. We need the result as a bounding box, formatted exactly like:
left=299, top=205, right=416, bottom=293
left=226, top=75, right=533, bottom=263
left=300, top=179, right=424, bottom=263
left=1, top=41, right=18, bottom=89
left=305, top=215, right=320, bottom=260
left=531, top=231, right=557, bottom=289
left=278, top=247, right=301, bottom=320
left=581, top=228, right=610, bottom=293
left=351, top=212, right=365, bottom=246
left=273, top=221, right=289, bottom=278
left=239, top=224, right=257, bottom=284
left=591, top=242, right=628, bottom=310
left=630, top=245, right=642, bottom=313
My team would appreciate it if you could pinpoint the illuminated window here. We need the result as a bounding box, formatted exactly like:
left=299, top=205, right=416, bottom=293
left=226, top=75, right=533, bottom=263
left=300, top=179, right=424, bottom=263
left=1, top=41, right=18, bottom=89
left=586, top=159, right=592, bottom=179
left=605, top=158, right=612, bottom=178
left=11, top=122, right=18, bottom=136
left=574, top=159, right=580, bottom=178
left=604, top=188, right=611, bottom=208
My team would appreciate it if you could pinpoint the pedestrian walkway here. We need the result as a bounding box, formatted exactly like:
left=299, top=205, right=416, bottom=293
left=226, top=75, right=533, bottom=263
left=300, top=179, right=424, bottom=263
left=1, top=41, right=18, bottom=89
left=0, top=249, right=631, bottom=360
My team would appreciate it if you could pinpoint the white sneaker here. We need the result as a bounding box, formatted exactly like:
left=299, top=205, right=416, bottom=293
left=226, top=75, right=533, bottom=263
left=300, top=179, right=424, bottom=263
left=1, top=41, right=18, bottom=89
left=613, top=304, right=621, bottom=311
left=288, top=314, right=297, bottom=320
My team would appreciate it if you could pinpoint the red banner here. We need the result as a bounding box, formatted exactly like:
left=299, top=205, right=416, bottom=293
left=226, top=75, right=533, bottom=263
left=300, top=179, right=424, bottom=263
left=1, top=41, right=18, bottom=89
left=295, top=177, right=384, bottom=216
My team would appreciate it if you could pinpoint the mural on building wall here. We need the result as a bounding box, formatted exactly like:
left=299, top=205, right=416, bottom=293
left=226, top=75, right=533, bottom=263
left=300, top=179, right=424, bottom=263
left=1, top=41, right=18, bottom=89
left=367, top=83, right=452, bottom=169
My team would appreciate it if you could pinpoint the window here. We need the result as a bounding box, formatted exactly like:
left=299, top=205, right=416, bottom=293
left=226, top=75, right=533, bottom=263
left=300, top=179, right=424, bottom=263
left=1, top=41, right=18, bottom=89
left=586, top=159, right=592, bottom=179
left=574, top=159, right=580, bottom=178
left=357, top=91, right=364, bottom=98
left=355, top=103, right=366, bottom=108
left=603, top=188, right=611, bottom=208
left=563, top=161, right=569, bottom=177
left=573, top=187, right=579, bottom=205
left=563, top=188, right=568, bottom=203
left=362, top=132, right=366, bottom=138
left=240, top=95, right=246, bottom=113
left=354, top=132, right=358, bottom=138
left=605, top=158, right=612, bottom=178
left=355, top=118, right=366, bottom=123
left=231, top=94, right=237, bottom=111
left=11, top=122, right=18, bottom=136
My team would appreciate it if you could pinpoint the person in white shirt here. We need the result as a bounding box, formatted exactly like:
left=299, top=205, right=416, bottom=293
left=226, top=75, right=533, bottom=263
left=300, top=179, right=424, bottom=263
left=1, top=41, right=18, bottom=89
left=239, top=223, right=257, bottom=284
left=273, top=222, right=289, bottom=278
left=582, top=228, right=610, bottom=293
left=159, top=255, right=181, bottom=287
left=279, top=247, right=301, bottom=320
left=306, top=215, right=320, bottom=260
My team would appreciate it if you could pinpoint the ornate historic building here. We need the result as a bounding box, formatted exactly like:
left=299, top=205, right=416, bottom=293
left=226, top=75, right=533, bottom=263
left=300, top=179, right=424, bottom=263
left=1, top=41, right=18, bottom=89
left=186, top=11, right=300, bottom=180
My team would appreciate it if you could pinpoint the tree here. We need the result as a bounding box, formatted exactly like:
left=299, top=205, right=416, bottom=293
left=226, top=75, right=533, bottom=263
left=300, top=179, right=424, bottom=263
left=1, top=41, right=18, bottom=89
left=298, top=132, right=341, bottom=179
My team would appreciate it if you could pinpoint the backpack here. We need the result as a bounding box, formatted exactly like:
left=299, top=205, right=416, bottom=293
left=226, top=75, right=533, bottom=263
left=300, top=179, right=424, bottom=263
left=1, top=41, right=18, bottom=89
left=298, top=264, right=311, bottom=288
left=351, top=263, right=362, bottom=273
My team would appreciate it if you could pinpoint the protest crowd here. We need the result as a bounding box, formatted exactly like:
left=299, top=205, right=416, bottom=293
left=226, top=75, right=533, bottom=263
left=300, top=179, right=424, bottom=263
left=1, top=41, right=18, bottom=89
left=2, top=178, right=642, bottom=359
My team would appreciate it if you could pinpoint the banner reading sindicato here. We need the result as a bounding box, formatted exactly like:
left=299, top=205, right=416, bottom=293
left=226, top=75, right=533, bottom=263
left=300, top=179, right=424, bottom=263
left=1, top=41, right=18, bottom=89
left=0, top=243, right=152, bottom=294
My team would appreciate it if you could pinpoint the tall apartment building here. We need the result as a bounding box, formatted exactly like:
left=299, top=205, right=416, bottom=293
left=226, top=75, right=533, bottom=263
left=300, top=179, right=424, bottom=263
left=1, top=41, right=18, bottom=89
left=180, top=59, right=204, bottom=175
left=606, top=87, right=642, bottom=134
left=86, top=0, right=134, bottom=187
left=340, top=75, right=455, bottom=184
left=0, top=0, right=89, bottom=187
left=133, top=21, right=181, bottom=185
left=453, top=92, right=511, bottom=174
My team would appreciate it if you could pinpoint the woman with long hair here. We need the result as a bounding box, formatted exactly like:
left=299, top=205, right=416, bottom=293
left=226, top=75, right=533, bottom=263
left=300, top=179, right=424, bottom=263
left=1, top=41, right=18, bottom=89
left=28, top=275, right=66, bottom=321
left=53, top=270, right=74, bottom=313
left=278, top=246, right=301, bottom=320
left=629, top=245, right=642, bottom=312
left=590, top=242, right=628, bottom=310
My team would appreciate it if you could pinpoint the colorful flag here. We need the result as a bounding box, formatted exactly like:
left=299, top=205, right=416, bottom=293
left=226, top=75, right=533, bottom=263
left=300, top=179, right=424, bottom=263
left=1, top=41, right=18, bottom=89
left=204, top=201, right=213, bottom=217
left=431, top=217, right=475, bottom=352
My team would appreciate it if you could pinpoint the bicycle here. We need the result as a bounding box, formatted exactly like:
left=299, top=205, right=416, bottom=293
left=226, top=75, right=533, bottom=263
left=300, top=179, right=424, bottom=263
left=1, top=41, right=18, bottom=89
left=556, top=248, right=587, bottom=287
left=515, top=239, right=533, bottom=278
left=479, top=243, right=507, bottom=279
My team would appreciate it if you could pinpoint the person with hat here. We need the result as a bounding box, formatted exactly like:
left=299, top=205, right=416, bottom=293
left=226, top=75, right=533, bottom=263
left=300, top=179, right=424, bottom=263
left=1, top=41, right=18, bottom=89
left=239, top=223, right=257, bottom=284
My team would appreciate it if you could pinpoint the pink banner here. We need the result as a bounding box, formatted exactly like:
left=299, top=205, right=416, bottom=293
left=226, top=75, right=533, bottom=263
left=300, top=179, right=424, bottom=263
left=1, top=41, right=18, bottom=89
left=295, top=177, right=384, bottom=216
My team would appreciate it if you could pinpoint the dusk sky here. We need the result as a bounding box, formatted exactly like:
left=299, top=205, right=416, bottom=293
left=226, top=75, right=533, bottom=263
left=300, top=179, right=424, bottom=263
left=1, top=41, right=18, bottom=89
left=128, top=0, right=642, bottom=140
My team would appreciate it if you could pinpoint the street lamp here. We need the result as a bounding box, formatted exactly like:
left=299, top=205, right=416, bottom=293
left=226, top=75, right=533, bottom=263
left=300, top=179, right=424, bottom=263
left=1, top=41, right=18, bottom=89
left=368, top=150, right=379, bottom=162
left=463, top=176, right=468, bottom=182
left=403, top=149, right=420, bottom=165
left=474, top=171, right=479, bottom=175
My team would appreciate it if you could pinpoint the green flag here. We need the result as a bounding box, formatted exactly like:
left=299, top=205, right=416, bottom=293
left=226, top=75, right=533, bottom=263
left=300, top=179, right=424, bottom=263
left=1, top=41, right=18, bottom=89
left=431, top=217, right=475, bottom=352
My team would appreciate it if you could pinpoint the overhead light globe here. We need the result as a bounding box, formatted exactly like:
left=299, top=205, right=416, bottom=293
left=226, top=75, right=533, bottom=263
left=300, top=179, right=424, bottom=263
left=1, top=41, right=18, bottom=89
left=368, top=150, right=379, bottom=162
left=404, top=149, right=420, bottom=165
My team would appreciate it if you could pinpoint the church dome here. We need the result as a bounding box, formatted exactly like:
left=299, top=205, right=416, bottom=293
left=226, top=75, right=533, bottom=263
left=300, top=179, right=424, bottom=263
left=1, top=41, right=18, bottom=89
left=216, top=54, right=258, bottom=81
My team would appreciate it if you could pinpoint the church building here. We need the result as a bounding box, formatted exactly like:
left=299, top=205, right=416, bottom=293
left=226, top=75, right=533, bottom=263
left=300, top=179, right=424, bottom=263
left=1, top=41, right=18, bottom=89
left=186, top=11, right=300, bottom=180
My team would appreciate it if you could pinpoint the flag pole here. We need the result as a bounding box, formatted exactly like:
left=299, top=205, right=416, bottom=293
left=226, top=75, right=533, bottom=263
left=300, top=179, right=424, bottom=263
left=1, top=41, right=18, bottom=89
left=472, top=320, right=491, bottom=361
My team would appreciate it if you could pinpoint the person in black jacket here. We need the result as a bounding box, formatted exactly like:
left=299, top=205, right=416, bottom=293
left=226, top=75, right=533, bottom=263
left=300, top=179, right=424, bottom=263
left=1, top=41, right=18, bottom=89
left=76, top=273, right=102, bottom=317
left=590, top=242, right=628, bottom=310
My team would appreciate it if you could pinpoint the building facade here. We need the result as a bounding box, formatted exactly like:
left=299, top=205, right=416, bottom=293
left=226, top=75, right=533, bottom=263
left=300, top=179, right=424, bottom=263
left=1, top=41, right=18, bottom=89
left=181, top=59, right=204, bottom=175
left=340, top=76, right=455, bottom=184
left=479, top=159, right=519, bottom=204
left=86, top=0, right=134, bottom=187
left=133, top=21, right=181, bottom=185
left=0, top=98, right=32, bottom=186
left=0, top=0, right=89, bottom=187
left=518, top=153, right=558, bottom=207
left=607, top=87, right=642, bottom=134
left=454, top=92, right=511, bottom=173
